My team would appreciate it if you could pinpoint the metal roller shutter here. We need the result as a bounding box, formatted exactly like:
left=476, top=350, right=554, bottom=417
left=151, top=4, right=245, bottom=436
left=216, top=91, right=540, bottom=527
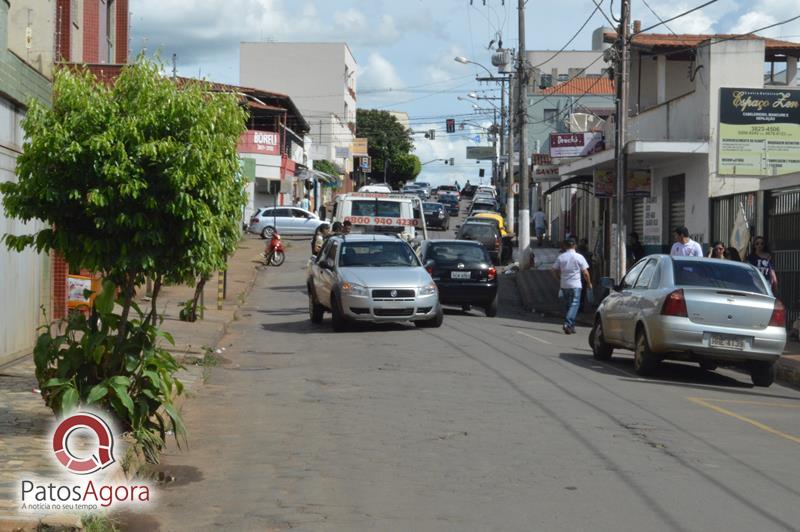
left=668, top=175, right=685, bottom=231
left=632, top=198, right=644, bottom=238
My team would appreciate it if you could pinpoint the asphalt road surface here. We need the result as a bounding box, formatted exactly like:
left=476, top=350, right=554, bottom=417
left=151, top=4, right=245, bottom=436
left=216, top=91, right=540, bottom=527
left=134, top=228, right=800, bottom=532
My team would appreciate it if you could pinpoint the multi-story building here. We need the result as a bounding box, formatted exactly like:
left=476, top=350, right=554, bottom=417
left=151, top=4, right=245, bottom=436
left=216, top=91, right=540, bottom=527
left=528, top=27, right=611, bottom=92
left=54, top=0, right=129, bottom=65
left=240, top=42, right=357, bottom=187
left=556, top=26, right=800, bottom=323
left=0, top=0, right=53, bottom=364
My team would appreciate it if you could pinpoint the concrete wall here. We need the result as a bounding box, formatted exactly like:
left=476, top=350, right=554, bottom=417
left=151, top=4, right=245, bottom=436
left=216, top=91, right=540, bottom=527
left=8, top=0, right=55, bottom=79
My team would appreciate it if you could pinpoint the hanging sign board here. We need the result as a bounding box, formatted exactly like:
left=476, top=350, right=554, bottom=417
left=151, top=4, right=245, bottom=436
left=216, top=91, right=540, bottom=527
left=593, top=168, right=614, bottom=198
left=626, top=169, right=651, bottom=197
left=550, top=132, right=604, bottom=158
left=351, top=138, right=369, bottom=157
left=718, top=87, right=800, bottom=176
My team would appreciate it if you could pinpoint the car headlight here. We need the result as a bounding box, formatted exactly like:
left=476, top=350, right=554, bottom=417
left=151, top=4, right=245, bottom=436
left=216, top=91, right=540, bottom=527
left=419, top=283, right=438, bottom=296
left=342, top=282, right=369, bottom=297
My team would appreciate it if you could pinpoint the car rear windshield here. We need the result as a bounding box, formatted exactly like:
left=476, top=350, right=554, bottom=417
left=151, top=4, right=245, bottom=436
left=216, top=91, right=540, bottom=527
left=672, top=260, right=768, bottom=294
left=423, top=203, right=441, bottom=213
left=429, top=243, right=488, bottom=264
left=351, top=200, right=402, bottom=217
left=339, top=242, right=420, bottom=267
left=461, top=224, right=496, bottom=239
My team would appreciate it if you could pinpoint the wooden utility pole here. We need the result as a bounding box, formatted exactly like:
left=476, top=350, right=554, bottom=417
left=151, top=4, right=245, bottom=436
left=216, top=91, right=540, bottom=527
left=614, top=0, right=631, bottom=279
left=517, top=0, right=530, bottom=254
left=506, top=72, right=515, bottom=233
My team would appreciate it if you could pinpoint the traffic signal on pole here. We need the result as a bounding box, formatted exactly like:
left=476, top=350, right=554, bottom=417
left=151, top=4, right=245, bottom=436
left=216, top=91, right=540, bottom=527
left=446, top=118, right=455, bottom=134
left=479, top=168, right=485, bottom=177
left=449, top=157, right=455, bottom=166
left=429, top=129, right=436, bottom=140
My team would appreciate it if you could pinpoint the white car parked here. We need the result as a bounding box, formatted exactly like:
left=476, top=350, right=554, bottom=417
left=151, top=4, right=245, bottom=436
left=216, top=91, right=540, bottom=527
left=248, top=207, right=324, bottom=238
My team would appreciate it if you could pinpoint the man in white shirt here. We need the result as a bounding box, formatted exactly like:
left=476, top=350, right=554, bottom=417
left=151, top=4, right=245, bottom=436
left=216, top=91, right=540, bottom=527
left=670, top=226, right=703, bottom=257
left=532, top=208, right=547, bottom=247
left=552, top=239, right=592, bottom=334
left=300, top=194, right=310, bottom=211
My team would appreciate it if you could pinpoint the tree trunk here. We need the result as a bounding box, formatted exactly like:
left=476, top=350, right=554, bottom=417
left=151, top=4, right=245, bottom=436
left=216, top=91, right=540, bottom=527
left=190, top=275, right=208, bottom=322
left=145, top=275, right=163, bottom=327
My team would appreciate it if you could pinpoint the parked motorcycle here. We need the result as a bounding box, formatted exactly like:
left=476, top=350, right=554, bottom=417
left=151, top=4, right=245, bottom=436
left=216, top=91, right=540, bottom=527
left=264, top=231, right=286, bottom=266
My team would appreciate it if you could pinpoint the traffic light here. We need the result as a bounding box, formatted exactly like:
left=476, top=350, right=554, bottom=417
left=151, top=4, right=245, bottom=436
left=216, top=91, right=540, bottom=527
left=479, top=168, right=485, bottom=177
left=449, top=157, right=455, bottom=166
left=446, top=118, right=455, bottom=134
left=429, top=129, right=436, bottom=140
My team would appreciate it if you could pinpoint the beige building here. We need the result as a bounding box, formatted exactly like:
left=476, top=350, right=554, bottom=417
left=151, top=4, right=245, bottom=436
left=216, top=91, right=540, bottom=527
left=240, top=42, right=357, bottom=172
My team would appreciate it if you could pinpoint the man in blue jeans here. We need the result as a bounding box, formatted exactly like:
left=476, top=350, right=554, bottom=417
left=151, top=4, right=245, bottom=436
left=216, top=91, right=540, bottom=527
left=552, top=238, right=592, bottom=334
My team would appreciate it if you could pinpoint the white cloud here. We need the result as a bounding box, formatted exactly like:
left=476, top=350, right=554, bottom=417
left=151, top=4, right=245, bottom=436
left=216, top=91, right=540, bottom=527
left=358, top=53, right=407, bottom=104
left=728, top=1, right=800, bottom=38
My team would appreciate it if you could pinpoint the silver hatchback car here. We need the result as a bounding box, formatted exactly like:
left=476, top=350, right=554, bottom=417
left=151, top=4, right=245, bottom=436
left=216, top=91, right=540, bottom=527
left=590, top=255, right=787, bottom=386
left=307, top=235, right=443, bottom=331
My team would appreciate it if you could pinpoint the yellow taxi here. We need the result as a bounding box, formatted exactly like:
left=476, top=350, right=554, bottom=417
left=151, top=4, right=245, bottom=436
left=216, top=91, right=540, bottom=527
left=473, top=212, right=511, bottom=238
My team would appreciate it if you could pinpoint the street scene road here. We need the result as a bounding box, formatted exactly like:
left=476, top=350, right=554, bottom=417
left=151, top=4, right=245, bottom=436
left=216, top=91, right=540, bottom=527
left=137, top=225, right=800, bottom=532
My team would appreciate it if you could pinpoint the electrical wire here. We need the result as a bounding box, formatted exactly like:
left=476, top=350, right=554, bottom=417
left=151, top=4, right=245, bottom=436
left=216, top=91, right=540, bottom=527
left=635, top=0, right=718, bottom=35
left=532, top=1, right=603, bottom=69
left=640, top=0, right=679, bottom=37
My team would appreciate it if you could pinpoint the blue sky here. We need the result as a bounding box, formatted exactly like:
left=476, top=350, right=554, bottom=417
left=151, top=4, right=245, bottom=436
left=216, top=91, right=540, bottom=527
left=131, top=0, right=800, bottom=184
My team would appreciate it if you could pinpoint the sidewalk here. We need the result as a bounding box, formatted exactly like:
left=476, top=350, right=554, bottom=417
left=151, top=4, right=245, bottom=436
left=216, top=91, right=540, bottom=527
left=0, top=235, right=264, bottom=530
left=513, top=245, right=800, bottom=388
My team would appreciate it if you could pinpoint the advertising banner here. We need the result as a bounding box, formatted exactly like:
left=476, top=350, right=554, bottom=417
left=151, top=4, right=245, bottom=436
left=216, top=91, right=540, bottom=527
left=593, top=169, right=614, bottom=198
left=237, top=130, right=280, bottom=155
left=335, top=146, right=351, bottom=159
left=718, top=88, right=800, bottom=176
left=626, top=169, right=651, bottom=197
left=351, top=138, right=369, bottom=157
left=643, top=197, right=661, bottom=246
left=549, top=132, right=604, bottom=158
left=532, top=164, right=560, bottom=180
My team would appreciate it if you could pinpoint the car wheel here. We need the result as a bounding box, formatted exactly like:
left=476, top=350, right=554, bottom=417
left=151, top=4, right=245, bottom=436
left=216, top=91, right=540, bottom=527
left=634, top=328, right=659, bottom=376
left=417, top=307, right=444, bottom=328
left=484, top=295, right=498, bottom=317
left=590, top=317, right=614, bottom=361
left=699, top=360, right=718, bottom=371
left=749, top=360, right=776, bottom=387
left=261, top=226, right=275, bottom=239
left=308, top=288, right=324, bottom=324
left=330, top=294, right=348, bottom=332
left=270, top=250, right=285, bottom=266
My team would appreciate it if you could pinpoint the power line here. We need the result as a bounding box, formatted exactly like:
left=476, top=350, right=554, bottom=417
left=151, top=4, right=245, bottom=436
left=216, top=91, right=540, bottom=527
left=640, top=0, right=678, bottom=37
left=635, top=0, right=718, bottom=35
left=532, top=1, right=603, bottom=69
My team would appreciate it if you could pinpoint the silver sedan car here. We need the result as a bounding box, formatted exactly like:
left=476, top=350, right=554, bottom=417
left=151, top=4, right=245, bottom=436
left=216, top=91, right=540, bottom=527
left=307, top=234, right=443, bottom=331
left=590, top=255, right=787, bottom=386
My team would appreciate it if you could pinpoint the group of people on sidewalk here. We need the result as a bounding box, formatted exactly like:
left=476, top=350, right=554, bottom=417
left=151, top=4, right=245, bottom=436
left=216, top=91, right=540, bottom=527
left=550, top=225, right=781, bottom=335
left=310, top=220, right=352, bottom=255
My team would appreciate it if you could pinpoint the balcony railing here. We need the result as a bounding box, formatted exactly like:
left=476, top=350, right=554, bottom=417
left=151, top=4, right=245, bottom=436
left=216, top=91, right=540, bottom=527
left=628, top=91, right=707, bottom=142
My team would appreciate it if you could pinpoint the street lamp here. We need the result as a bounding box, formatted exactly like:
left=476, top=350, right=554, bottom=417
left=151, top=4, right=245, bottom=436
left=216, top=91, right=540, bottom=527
left=454, top=56, right=495, bottom=77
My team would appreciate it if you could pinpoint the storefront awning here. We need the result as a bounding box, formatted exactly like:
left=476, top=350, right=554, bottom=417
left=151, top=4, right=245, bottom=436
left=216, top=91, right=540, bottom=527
left=296, top=167, right=338, bottom=184
left=544, top=175, right=593, bottom=196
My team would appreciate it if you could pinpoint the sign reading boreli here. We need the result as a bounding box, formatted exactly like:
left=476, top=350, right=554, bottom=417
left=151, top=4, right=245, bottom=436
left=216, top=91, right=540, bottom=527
left=718, top=88, right=800, bottom=176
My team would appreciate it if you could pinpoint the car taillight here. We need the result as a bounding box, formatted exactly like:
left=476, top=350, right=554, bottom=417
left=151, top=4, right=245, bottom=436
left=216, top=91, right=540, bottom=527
left=487, top=267, right=496, bottom=280
left=661, top=289, right=688, bottom=317
left=495, top=237, right=501, bottom=250
left=769, top=299, right=786, bottom=327
left=426, top=266, right=433, bottom=274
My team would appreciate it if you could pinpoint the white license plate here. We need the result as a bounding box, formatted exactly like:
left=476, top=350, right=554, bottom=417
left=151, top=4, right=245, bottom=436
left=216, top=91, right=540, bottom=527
left=710, top=334, right=745, bottom=350
left=450, top=271, right=471, bottom=279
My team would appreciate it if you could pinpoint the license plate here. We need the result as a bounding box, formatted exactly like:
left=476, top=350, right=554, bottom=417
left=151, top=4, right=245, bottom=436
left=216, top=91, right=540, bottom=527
left=451, top=271, right=471, bottom=280
left=710, top=334, right=745, bottom=350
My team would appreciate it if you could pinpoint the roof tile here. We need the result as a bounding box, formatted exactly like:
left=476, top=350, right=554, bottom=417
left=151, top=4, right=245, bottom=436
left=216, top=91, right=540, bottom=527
left=540, top=76, right=615, bottom=95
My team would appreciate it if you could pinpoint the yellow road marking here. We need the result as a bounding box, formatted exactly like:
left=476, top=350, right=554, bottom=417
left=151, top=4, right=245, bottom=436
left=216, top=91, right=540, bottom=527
left=687, top=397, right=800, bottom=445
left=700, top=398, right=800, bottom=409
left=516, top=330, right=551, bottom=345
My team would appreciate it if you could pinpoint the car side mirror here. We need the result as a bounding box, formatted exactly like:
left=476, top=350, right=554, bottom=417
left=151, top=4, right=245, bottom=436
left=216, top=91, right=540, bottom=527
left=600, top=277, right=617, bottom=291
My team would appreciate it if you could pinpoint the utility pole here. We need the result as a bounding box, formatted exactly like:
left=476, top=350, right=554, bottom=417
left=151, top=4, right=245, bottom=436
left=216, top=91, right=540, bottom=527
left=506, top=71, right=515, bottom=233
left=614, top=0, right=630, bottom=280
left=171, top=53, right=177, bottom=79
left=499, top=76, right=506, bottom=190
left=491, top=108, right=498, bottom=184
left=517, top=0, right=531, bottom=255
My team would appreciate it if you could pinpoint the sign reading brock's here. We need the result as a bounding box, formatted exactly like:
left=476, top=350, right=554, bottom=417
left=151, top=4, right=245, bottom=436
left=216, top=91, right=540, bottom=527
left=18, top=411, right=152, bottom=512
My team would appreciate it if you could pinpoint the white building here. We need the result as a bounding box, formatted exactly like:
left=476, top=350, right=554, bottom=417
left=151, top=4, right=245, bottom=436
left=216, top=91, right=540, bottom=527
left=240, top=42, right=357, bottom=178
left=527, top=27, right=612, bottom=92
left=557, top=29, right=800, bottom=324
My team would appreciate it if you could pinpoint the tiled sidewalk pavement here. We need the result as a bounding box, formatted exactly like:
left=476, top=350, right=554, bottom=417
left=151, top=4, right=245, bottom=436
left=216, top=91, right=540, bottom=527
left=0, top=234, right=265, bottom=528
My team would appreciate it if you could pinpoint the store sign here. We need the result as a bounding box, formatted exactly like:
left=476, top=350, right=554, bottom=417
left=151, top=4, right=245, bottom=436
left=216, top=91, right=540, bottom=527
left=549, top=132, right=604, bottom=158
left=466, top=146, right=496, bottom=160
left=718, top=88, right=800, bottom=176
left=238, top=130, right=280, bottom=155
left=593, top=169, right=614, bottom=198
left=532, top=164, right=560, bottom=180
left=643, top=197, right=661, bottom=246
left=626, top=169, right=651, bottom=197
left=335, top=146, right=351, bottom=159
left=351, top=138, right=369, bottom=157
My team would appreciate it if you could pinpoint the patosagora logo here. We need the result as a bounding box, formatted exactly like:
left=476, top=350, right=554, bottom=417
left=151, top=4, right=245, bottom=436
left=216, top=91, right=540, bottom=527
left=52, top=412, right=115, bottom=475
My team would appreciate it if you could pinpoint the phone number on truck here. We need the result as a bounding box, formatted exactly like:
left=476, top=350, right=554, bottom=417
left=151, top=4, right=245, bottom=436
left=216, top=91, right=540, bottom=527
left=345, top=216, right=419, bottom=226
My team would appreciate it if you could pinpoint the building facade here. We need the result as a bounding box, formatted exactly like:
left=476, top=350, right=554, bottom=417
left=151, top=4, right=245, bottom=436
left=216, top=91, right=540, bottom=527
left=0, top=0, right=53, bottom=364
left=54, top=0, right=129, bottom=64
left=240, top=42, right=356, bottom=185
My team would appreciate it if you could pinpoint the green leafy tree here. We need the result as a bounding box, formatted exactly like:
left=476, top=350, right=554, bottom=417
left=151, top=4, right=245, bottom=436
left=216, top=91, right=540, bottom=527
left=391, top=153, right=422, bottom=183
left=313, top=159, right=339, bottom=177
left=0, top=57, right=247, bottom=461
left=355, top=109, right=416, bottom=188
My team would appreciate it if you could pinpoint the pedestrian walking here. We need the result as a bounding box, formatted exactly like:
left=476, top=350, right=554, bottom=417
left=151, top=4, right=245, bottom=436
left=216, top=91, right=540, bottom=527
left=709, top=240, right=726, bottom=259
left=748, top=236, right=778, bottom=292
left=552, top=238, right=592, bottom=335
left=331, top=221, right=343, bottom=235
left=670, top=226, right=703, bottom=257
left=343, top=220, right=352, bottom=234
left=724, top=247, right=742, bottom=261
left=311, top=223, right=330, bottom=255
left=300, top=194, right=310, bottom=211
left=628, top=232, right=646, bottom=263
left=533, top=208, right=547, bottom=247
